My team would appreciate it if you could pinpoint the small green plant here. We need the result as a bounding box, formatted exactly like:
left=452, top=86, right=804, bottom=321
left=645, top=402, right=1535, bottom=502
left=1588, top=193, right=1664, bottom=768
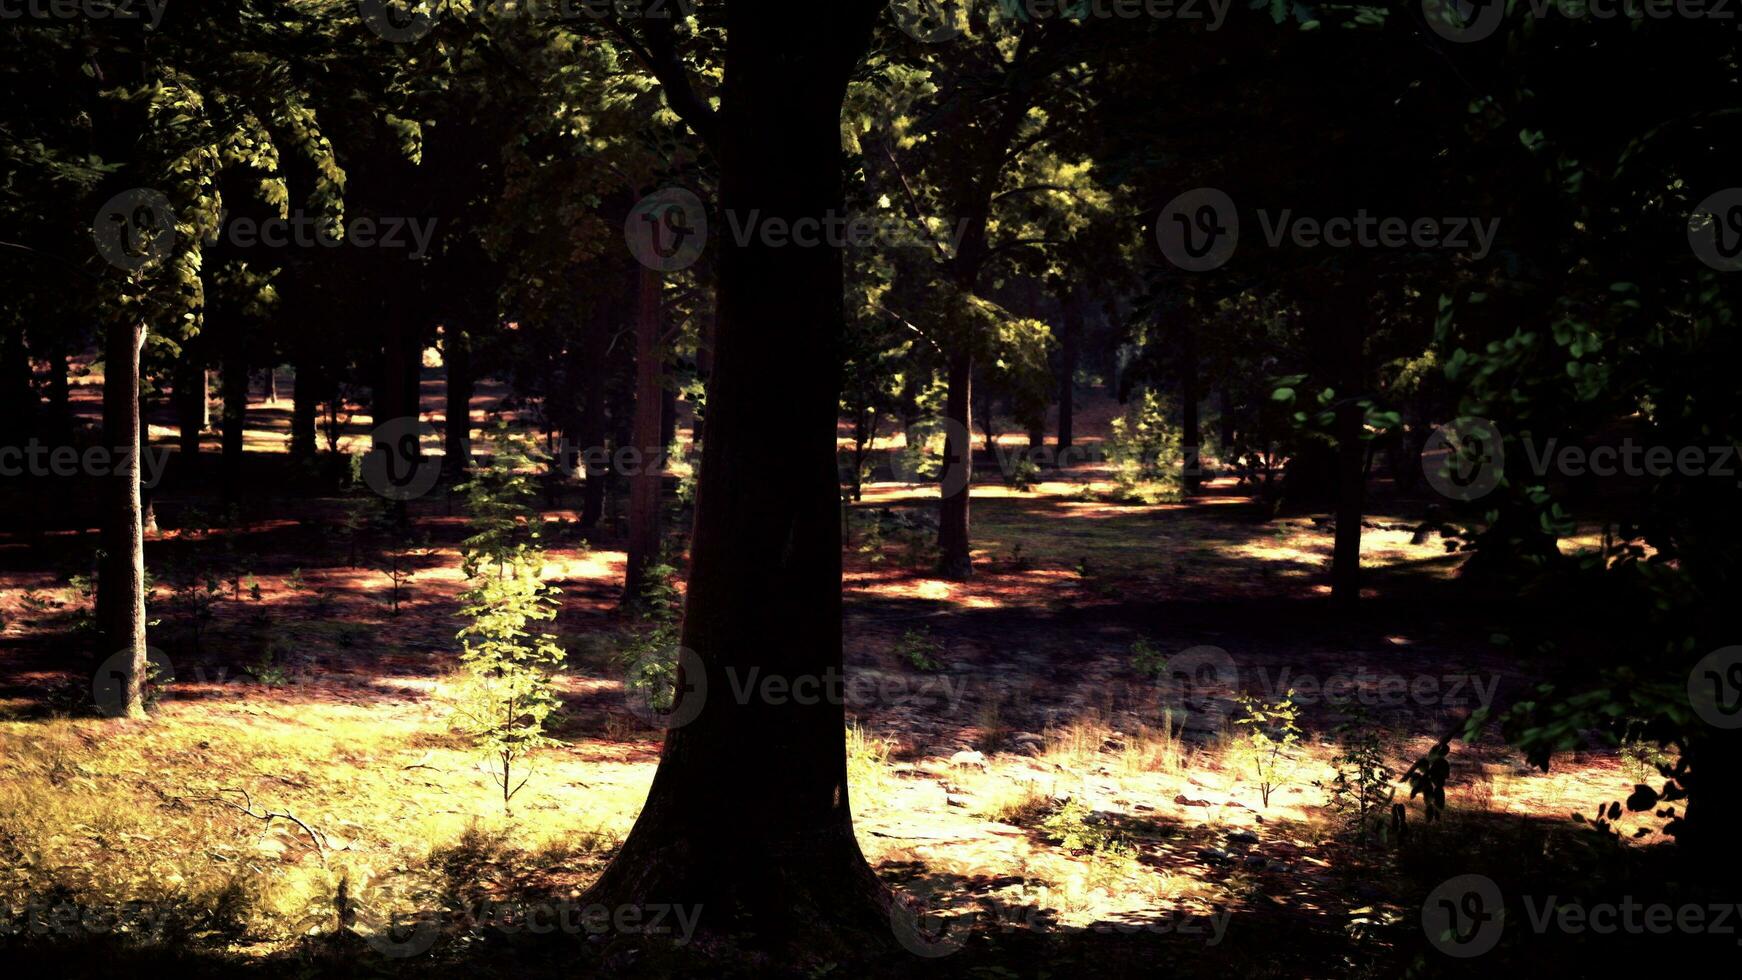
left=376, top=532, right=430, bottom=616
left=1006, top=455, right=1041, bottom=491
left=448, top=426, right=566, bottom=811
left=620, top=557, right=684, bottom=714
left=895, top=627, right=946, bottom=672
left=1106, top=389, right=1184, bottom=504
left=845, top=723, right=895, bottom=802
left=1233, top=691, right=1303, bottom=808
left=1318, top=709, right=1396, bottom=844
left=1129, top=638, right=1168, bottom=678
left=244, top=642, right=291, bottom=686
left=1619, top=724, right=1676, bottom=784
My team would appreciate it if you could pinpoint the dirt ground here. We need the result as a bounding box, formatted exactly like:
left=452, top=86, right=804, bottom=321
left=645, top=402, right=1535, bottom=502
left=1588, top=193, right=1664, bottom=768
left=0, top=371, right=1689, bottom=977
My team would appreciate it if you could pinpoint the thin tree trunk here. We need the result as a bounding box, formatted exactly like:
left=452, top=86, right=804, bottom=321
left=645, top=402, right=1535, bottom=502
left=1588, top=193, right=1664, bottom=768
left=220, top=340, right=247, bottom=506
left=45, top=337, right=72, bottom=443
left=623, top=265, right=663, bottom=607
left=938, top=351, right=973, bottom=579
left=1181, top=322, right=1202, bottom=495
left=578, top=290, right=611, bottom=530
left=97, top=318, right=148, bottom=719
left=443, top=329, right=473, bottom=478
left=1058, top=284, right=1082, bottom=453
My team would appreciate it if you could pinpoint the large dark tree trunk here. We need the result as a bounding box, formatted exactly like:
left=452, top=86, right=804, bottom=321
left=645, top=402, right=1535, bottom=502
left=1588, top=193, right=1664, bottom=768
left=44, top=335, right=72, bottom=444
left=0, top=327, right=36, bottom=449
left=623, top=266, right=663, bottom=606
left=96, top=318, right=148, bottom=719
left=583, top=1, right=888, bottom=949
left=290, top=359, right=319, bottom=461
left=938, top=351, right=974, bottom=580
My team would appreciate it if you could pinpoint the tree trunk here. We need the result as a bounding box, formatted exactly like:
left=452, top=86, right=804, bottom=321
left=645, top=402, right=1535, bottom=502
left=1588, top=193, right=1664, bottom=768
left=578, top=290, right=611, bottom=530
left=1058, top=284, right=1082, bottom=453
left=938, top=351, right=973, bottom=580
left=582, top=2, right=888, bottom=949
left=624, top=266, right=664, bottom=607
left=96, top=318, right=148, bottom=719
left=220, top=341, right=247, bottom=506
left=0, top=327, right=36, bottom=449
left=1181, top=322, right=1202, bottom=495
left=290, top=359, right=319, bottom=461
left=443, top=329, right=473, bottom=478
left=1327, top=280, right=1367, bottom=608
left=44, top=337, right=72, bottom=444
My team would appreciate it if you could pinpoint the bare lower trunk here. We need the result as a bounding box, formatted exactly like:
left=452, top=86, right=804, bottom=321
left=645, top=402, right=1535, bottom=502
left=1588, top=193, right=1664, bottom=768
left=290, top=360, right=318, bottom=461
left=1058, top=284, right=1082, bottom=453
left=443, top=330, right=473, bottom=478
left=938, top=352, right=973, bottom=580
left=97, top=319, right=148, bottom=719
left=624, top=266, right=664, bottom=606
left=220, top=342, right=247, bottom=506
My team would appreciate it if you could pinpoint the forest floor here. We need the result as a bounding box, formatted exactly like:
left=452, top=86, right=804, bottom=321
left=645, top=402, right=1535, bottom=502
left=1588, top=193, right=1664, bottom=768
left=0, top=375, right=1694, bottom=977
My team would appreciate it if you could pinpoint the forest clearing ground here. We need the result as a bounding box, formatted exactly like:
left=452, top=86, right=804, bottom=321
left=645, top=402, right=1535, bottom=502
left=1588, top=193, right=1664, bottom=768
left=0, top=454, right=1666, bottom=969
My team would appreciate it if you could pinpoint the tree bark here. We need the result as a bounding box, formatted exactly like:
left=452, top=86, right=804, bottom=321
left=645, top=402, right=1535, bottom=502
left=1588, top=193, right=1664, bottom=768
left=443, top=328, right=473, bottom=478
left=220, top=339, right=247, bottom=506
left=578, top=287, right=612, bottom=530
left=290, top=359, right=319, bottom=461
left=219, top=337, right=247, bottom=504
left=1181, top=320, right=1202, bottom=495
left=582, top=1, right=888, bottom=949
left=96, top=318, right=148, bottom=719
left=1058, top=285, right=1082, bottom=454
left=0, top=327, right=36, bottom=448
left=624, top=266, right=664, bottom=607
left=938, top=351, right=974, bottom=579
